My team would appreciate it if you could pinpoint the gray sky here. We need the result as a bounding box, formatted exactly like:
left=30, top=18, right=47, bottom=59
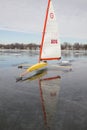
left=0, top=0, right=87, bottom=42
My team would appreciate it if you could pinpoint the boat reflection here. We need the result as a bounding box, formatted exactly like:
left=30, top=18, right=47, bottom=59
left=24, top=68, right=61, bottom=130
left=17, top=68, right=61, bottom=129
left=16, top=68, right=47, bottom=82
left=39, top=74, right=61, bottom=130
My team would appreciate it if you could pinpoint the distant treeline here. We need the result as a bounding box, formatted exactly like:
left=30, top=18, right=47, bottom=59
left=0, top=42, right=87, bottom=50
left=0, top=43, right=40, bottom=50
left=61, top=42, right=87, bottom=50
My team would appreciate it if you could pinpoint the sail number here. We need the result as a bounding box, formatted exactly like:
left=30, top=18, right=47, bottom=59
left=50, top=13, right=54, bottom=19
left=51, top=39, right=58, bottom=44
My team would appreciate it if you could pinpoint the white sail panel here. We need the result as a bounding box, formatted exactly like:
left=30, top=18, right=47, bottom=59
left=40, top=0, right=61, bottom=61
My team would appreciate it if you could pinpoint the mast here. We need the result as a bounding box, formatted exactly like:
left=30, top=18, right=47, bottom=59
left=39, top=0, right=51, bottom=62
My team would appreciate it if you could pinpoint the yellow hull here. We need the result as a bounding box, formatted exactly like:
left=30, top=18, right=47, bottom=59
left=26, top=62, right=48, bottom=72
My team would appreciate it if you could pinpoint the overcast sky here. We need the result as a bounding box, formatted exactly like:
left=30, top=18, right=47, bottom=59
left=0, top=0, right=87, bottom=43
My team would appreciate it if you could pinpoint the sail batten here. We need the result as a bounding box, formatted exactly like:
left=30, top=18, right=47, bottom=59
left=39, top=0, right=61, bottom=62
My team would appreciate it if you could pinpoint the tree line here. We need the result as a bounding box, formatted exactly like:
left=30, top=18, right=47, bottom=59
left=0, top=43, right=39, bottom=50
left=0, top=42, right=87, bottom=50
left=61, top=42, right=87, bottom=50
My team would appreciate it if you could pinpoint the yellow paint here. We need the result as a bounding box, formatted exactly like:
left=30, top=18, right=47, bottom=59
left=26, top=62, right=48, bottom=72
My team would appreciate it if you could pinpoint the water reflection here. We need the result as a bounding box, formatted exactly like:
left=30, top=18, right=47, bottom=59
left=39, top=75, right=61, bottom=130
left=18, top=68, right=48, bottom=82
left=16, top=68, right=61, bottom=130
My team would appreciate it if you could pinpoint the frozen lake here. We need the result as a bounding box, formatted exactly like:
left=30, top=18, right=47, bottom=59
left=0, top=50, right=87, bottom=130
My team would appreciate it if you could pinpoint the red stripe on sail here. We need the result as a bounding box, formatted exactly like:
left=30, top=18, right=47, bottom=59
left=40, top=57, right=61, bottom=61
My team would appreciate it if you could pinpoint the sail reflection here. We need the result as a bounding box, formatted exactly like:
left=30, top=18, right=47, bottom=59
left=39, top=74, right=61, bottom=130
left=17, top=68, right=61, bottom=130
